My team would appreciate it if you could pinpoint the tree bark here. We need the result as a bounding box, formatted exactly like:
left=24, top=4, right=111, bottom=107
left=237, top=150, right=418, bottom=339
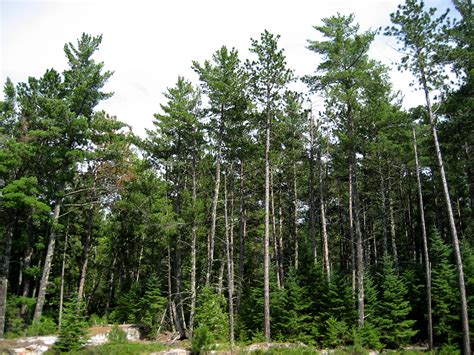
left=317, top=144, right=330, bottom=281
left=34, top=201, right=61, bottom=322
left=421, top=72, right=470, bottom=355
left=58, top=219, right=70, bottom=329
left=207, top=147, right=221, bottom=285
left=224, top=171, right=235, bottom=347
left=0, top=226, right=13, bottom=338
left=308, top=108, right=318, bottom=262
left=388, top=191, right=399, bottom=274
left=78, top=207, right=94, bottom=301
left=189, top=163, right=197, bottom=338
left=237, top=161, right=246, bottom=313
left=348, top=106, right=364, bottom=328
left=264, top=99, right=271, bottom=342
left=412, top=125, right=433, bottom=350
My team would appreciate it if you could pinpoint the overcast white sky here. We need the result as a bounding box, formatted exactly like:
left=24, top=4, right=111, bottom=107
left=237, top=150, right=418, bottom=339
left=1, top=0, right=455, bottom=136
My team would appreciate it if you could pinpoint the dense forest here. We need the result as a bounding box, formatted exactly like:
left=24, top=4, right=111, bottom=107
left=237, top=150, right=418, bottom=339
left=1, top=0, right=473, bottom=353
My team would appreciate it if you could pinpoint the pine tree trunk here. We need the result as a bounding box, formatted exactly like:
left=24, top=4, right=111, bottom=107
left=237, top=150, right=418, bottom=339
left=237, top=161, right=246, bottom=313
left=78, top=207, right=93, bottom=301
left=270, top=174, right=281, bottom=288
left=349, top=165, right=356, bottom=295
left=348, top=107, right=364, bottom=328
left=277, top=192, right=284, bottom=286
left=58, top=221, right=70, bottom=329
left=293, top=163, right=300, bottom=274
left=34, top=201, right=61, bottom=322
left=388, top=192, right=399, bottom=273
left=421, top=73, right=470, bottom=355
left=167, top=247, right=176, bottom=334
left=308, top=108, right=317, bottom=262
left=224, top=172, right=235, bottom=347
left=317, top=146, right=330, bottom=281
left=379, top=157, right=388, bottom=256
left=189, top=164, right=197, bottom=338
left=0, top=226, right=13, bottom=338
left=412, top=125, right=433, bottom=350
left=264, top=100, right=271, bottom=342
left=207, top=147, right=221, bottom=285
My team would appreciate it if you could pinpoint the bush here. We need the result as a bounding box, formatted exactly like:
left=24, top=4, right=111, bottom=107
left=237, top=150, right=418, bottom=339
left=53, top=296, right=88, bottom=352
left=88, top=313, right=107, bottom=326
left=323, top=316, right=349, bottom=348
left=25, top=316, right=57, bottom=336
left=194, top=286, right=229, bottom=342
left=107, top=325, right=128, bottom=344
left=191, top=325, right=215, bottom=354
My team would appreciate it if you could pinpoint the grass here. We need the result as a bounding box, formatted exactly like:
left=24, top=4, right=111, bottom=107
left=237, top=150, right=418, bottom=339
left=51, top=341, right=168, bottom=354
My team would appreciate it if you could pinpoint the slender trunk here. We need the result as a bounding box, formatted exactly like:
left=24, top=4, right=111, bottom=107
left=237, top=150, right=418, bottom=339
left=135, top=233, right=145, bottom=284
left=270, top=173, right=281, bottom=288
left=308, top=108, right=317, bottom=262
left=317, top=145, right=330, bottom=281
left=412, top=125, right=433, bottom=350
left=207, top=147, right=221, bottom=285
left=224, top=172, right=235, bottom=347
left=277, top=192, right=284, bottom=286
left=379, top=158, right=388, bottom=256
left=349, top=165, right=356, bottom=295
left=20, top=219, right=34, bottom=315
left=167, top=247, right=176, bottom=334
left=237, top=161, right=246, bottom=312
left=264, top=100, right=271, bottom=342
left=348, top=106, right=364, bottom=328
left=34, top=201, right=61, bottom=322
left=105, top=256, right=116, bottom=318
left=58, top=220, right=70, bottom=329
left=217, top=261, right=225, bottom=296
left=421, top=73, right=470, bottom=354
left=388, top=192, right=399, bottom=273
left=189, top=165, right=197, bottom=337
left=293, top=163, right=300, bottom=273
left=0, top=226, right=13, bottom=337
left=78, top=207, right=94, bottom=301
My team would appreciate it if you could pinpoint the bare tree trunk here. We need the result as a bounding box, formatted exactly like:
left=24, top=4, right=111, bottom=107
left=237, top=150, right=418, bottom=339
left=224, top=171, right=235, bottom=347
left=264, top=101, right=271, bottom=342
left=167, top=247, right=176, bottom=334
left=217, top=262, right=225, bottom=296
left=207, top=147, right=221, bottom=285
left=349, top=165, right=356, bottom=295
left=0, top=226, right=13, bottom=338
left=270, top=174, right=281, bottom=288
left=78, top=207, right=93, bottom=301
left=412, top=125, right=433, bottom=350
left=421, top=74, right=470, bottom=355
left=58, top=220, right=70, bottom=329
left=189, top=165, right=197, bottom=338
left=277, top=193, right=284, bottom=286
left=317, top=145, right=330, bottom=281
left=308, top=108, right=317, bottom=262
left=135, top=233, right=145, bottom=284
left=348, top=107, right=364, bottom=328
left=388, top=192, right=399, bottom=273
left=34, top=201, right=61, bottom=322
left=237, top=161, right=246, bottom=313
left=293, top=163, right=300, bottom=273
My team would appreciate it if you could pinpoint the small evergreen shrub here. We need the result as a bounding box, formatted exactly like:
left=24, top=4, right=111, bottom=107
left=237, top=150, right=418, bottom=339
left=323, top=316, right=349, bottom=348
left=54, top=296, right=88, bottom=352
left=26, top=316, right=57, bottom=336
left=107, top=324, right=128, bottom=343
left=191, top=325, right=215, bottom=353
left=194, top=286, right=229, bottom=341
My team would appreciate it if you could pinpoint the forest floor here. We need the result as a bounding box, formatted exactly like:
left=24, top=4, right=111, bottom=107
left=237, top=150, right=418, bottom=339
left=0, top=326, right=431, bottom=354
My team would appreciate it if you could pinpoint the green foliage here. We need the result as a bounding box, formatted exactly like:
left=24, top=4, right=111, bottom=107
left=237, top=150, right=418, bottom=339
left=137, top=275, right=167, bottom=338
left=107, top=324, right=128, bottom=344
left=191, top=324, right=215, bottom=353
left=88, top=313, right=107, bottom=326
left=54, top=296, right=88, bottom=352
left=194, top=286, right=229, bottom=342
left=5, top=296, right=36, bottom=336
left=430, top=230, right=461, bottom=346
left=26, top=316, right=57, bottom=336
left=66, top=342, right=166, bottom=354
left=376, top=256, right=417, bottom=348
left=323, top=316, right=349, bottom=348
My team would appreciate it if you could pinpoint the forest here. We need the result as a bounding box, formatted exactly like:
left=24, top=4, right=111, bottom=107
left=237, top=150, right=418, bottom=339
left=0, top=0, right=473, bottom=353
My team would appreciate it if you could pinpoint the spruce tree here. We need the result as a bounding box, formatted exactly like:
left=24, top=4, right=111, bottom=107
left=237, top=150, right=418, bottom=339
left=376, top=256, right=417, bottom=348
